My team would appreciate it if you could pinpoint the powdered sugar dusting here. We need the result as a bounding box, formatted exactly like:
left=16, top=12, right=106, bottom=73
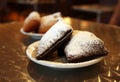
left=65, top=31, right=105, bottom=59
left=37, top=19, right=73, bottom=56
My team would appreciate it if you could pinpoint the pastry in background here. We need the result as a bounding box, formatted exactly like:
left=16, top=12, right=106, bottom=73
left=38, top=12, right=62, bottom=33
left=64, top=30, right=108, bottom=62
left=23, top=11, right=41, bottom=32
left=36, top=19, right=73, bottom=60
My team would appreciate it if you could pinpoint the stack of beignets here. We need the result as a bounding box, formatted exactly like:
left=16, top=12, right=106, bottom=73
left=23, top=11, right=62, bottom=33
left=24, top=12, right=108, bottom=62
left=36, top=19, right=108, bottom=62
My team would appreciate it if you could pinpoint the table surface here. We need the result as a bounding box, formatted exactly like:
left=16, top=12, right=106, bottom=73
left=0, top=17, right=120, bottom=82
left=72, top=4, right=114, bottom=13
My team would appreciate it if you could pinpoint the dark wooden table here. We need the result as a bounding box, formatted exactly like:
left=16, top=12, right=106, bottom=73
left=0, top=17, right=120, bottom=82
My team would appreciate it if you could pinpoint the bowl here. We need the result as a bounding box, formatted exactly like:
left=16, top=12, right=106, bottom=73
left=20, top=28, right=44, bottom=39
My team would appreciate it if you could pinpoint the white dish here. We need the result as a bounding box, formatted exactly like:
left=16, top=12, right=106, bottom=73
left=20, top=28, right=44, bottom=39
left=26, top=41, right=104, bottom=69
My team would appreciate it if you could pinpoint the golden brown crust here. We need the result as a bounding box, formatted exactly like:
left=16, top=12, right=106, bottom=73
left=38, top=12, right=62, bottom=33
left=23, top=20, right=40, bottom=32
left=38, top=18, right=57, bottom=33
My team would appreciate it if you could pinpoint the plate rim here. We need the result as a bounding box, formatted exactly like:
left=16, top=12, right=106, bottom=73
left=20, top=28, right=44, bottom=36
left=26, top=41, right=104, bottom=69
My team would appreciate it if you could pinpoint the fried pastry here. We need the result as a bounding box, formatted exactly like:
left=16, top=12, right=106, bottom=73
left=36, top=19, right=73, bottom=60
left=64, top=30, right=108, bottom=62
left=38, top=12, right=62, bottom=33
left=23, top=11, right=40, bottom=32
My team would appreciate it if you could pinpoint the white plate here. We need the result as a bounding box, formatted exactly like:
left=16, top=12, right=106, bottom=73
left=20, top=28, right=44, bottom=39
left=26, top=41, right=104, bottom=69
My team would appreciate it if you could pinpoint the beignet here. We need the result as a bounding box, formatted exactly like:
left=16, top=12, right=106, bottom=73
left=64, top=30, right=108, bottom=62
left=38, top=12, right=62, bottom=33
left=36, top=19, right=73, bottom=60
left=23, top=11, right=40, bottom=32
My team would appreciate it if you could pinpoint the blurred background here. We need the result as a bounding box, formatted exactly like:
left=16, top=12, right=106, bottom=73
left=0, top=0, right=118, bottom=24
